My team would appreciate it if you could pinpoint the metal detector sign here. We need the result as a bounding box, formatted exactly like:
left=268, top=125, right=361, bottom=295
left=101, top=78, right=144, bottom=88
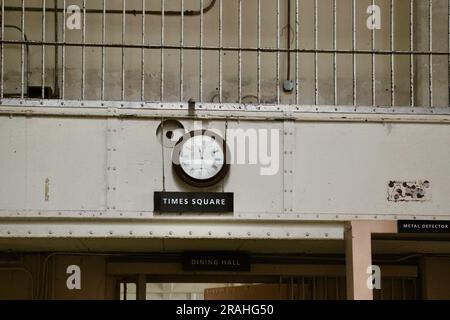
left=182, top=252, right=251, bottom=272
left=154, top=192, right=234, bottom=213
left=398, top=220, right=450, bottom=233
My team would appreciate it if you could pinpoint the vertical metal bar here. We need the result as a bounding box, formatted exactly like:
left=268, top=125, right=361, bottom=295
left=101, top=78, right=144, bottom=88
left=161, top=0, right=165, bottom=101
left=81, top=0, right=86, bottom=100
left=121, top=0, right=125, bottom=101
left=429, top=0, right=433, bottom=107
left=141, top=0, right=145, bottom=101
left=0, top=0, right=4, bottom=99
left=238, top=0, right=242, bottom=103
left=53, top=0, right=58, bottom=99
left=410, top=0, right=414, bottom=107
left=180, top=0, right=184, bottom=102
left=278, top=276, right=282, bottom=299
left=137, top=275, right=146, bottom=301
left=391, top=279, right=395, bottom=300
left=42, top=0, right=46, bottom=99
left=371, top=0, right=376, bottom=107
left=295, top=0, right=299, bottom=105
left=401, top=279, right=406, bottom=300
left=314, top=0, right=318, bottom=105
left=160, top=117, right=166, bottom=191
left=352, top=0, right=356, bottom=106
left=312, top=276, right=316, bottom=300
left=219, top=0, right=223, bottom=103
left=302, top=277, right=305, bottom=299
left=257, top=0, right=261, bottom=104
left=335, top=278, right=339, bottom=300
left=21, top=0, right=25, bottom=98
left=62, top=0, right=66, bottom=100
left=199, top=0, right=204, bottom=102
left=285, top=276, right=289, bottom=300
left=276, top=0, right=280, bottom=104
left=290, top=277, right=294, bottom=300
left=333, top=0, right=337, bottom=106
left=101, top=0, right=105, bottom=100
left=390, top=0, right=395, bottom=107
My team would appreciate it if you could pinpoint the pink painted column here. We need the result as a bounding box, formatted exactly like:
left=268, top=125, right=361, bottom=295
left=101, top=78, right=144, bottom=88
left=345, top=221, right=397, bottom=300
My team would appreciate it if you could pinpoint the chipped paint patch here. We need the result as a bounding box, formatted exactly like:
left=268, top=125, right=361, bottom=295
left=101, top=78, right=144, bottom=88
left=388, top=180, right=431, bottom=202
left=44, top=178, right=50, bottom=202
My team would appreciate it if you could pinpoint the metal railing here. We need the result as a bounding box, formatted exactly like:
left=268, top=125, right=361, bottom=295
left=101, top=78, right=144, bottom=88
left=0, top=0, right=449, bottom=110
left=284, top=276, right=419, bottom=300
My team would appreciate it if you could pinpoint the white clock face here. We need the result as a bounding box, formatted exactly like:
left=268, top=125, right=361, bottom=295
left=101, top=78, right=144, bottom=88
left=179, top=134, right=225, bottom=181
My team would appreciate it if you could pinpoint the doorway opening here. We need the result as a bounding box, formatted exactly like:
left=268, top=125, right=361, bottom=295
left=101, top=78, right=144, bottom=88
left=115, top=274, right=418, bottom=300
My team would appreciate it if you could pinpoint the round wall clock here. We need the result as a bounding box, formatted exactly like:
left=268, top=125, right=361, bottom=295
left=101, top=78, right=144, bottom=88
left=172, top=130, right=230, bottom=188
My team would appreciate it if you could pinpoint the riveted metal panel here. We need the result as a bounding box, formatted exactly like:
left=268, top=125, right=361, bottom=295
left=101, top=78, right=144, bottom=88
left=224, top=120, right=284, bottom=216
left=293, top=122, right=450, bottom=217
left=0, top=116, right=27, bottom=210
left=26, top=117, right=107, bottom=211
left=1, top=113, right=450, bottom=239
left=114, top=119, right=163, bottom=213
left=0, top=116, right=107, bottom=211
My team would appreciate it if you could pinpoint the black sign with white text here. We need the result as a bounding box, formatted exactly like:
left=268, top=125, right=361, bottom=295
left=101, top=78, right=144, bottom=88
left=154, top=192, right=234, bottom=213
left=182, top=252, right=251, bottom=272
left=398, top=220, right=450, bottom=233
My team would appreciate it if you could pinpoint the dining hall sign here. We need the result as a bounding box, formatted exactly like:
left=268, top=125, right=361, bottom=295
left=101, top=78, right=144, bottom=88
left=182, top=252, right=251, bottom=272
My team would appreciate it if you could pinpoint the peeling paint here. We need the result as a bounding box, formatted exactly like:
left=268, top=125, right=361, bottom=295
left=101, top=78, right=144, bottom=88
left=384, top=123, right=393, bottom=135
left=44, top=178, right=50, bottom=202
left=388, top=180, right=431, bottom=202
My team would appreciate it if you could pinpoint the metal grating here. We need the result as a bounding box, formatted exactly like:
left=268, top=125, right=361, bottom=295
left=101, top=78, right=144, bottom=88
left=0, top=0, right=449, bottom=109
left=280, top=276, right=419, bottom=300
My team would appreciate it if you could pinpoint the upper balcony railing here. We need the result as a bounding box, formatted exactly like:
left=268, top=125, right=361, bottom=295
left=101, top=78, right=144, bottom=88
left=0, top=0, right=449, bottom=111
